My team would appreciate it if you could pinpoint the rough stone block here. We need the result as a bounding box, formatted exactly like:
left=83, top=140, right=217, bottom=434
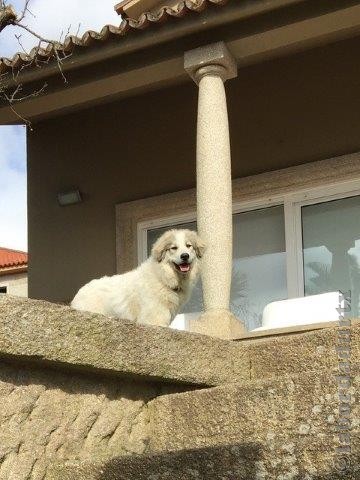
left=46, top=444, right=262, bottom=480
left=0, top=361, right=157, bottom=480
left=246, top=322, right=360, bottom=379
left=0, top=295, right=250, bottom=386
left=149, top=371, right=360, bottom=478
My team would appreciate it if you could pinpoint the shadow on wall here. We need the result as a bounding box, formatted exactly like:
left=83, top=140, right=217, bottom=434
left=0, top=357, right=194, bottom=403
left=99, top=443, right=262, bottom=479
left=97, top=444, right=360, bottom=479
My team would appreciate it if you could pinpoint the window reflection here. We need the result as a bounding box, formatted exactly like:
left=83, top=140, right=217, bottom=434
left=302, top=195, right=360, bottom=317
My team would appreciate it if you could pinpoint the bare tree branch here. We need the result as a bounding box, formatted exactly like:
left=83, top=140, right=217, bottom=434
left=0, top=0, right=73, bottom=125
left=12, top=21, right=59, bottom=47
left=17, top=0, right=32, bottom=23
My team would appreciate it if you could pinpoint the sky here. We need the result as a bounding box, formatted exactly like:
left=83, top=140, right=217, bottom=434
left=0, top=0, right=120, bottom=251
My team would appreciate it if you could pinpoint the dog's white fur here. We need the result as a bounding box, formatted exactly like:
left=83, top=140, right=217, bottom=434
left=71, top=229, right=205, bottom=327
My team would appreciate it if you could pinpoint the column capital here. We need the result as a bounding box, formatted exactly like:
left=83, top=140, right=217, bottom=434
left=184, top=41, right=237, bottom=85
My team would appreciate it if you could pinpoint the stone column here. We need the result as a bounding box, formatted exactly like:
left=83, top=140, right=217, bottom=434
left=184, top=42, right=245, bottom=339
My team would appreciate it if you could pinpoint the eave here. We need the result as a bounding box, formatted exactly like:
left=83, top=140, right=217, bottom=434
left=1, top=0, right=360, bottom=124
left=0, top=266, right=28, bottom=276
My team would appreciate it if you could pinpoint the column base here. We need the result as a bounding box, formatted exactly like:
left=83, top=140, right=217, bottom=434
left=189, top=309, right=246, bottom=340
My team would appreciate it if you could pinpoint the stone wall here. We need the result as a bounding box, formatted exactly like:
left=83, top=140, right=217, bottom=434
left=0, top=362, right=157, bottom=480
left=149, top=372, right=360, bottom=478
left=0, top=295, right=249, bottom=479
left=1, top=295, right=359, bottom=479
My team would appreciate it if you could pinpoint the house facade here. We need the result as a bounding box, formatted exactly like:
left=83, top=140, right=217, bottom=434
left=0, top=2, right=360, bottom=477
left=0, top=247, right=28, bottom=297
left=1, top=0, right=360, bottom=337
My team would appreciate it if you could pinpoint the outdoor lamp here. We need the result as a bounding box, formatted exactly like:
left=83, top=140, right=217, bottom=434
left=57, top=189, right=82, bottom=206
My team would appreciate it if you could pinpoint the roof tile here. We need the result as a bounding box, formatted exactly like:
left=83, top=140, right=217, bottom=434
left=0, top=0, right=229, bottom=74
left=0, top=248, right=28, bottom=269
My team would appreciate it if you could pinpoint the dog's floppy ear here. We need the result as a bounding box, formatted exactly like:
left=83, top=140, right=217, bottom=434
left=186, top=230, right=206, bottom=259
left=151, top=230, right=175, bottom=263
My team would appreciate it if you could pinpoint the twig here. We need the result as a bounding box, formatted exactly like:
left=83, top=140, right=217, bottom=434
left=0, top=0, right=74, bottom=125
left=12, top=21, right=58, bottom=46
left=1, top=95, right=32, bottom=128
left=16, top=0, right=31, bottom=23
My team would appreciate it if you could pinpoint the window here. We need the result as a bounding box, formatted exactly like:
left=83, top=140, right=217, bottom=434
left=0, top=286, right=7, bottom=294
left=146, top=206, right=287, bottom=330
left=233, top=206, right=287, bottom=330
left=302, top=195, right=360, bottom=317
left=141, top=180, right=360, bottom=331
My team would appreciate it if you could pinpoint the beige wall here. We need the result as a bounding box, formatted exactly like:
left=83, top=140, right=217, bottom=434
left=115, top=153, right=360, bottom=274
left=28, top=35, right=360, bottom=303
left=0, top=272, right=28, bottom=297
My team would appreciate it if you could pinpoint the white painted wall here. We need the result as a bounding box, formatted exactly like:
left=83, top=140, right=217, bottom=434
left=0, top=272, right=28, bottom=297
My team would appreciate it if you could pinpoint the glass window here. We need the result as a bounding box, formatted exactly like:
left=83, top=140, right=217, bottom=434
left=146, top=205, right=287, bottom=330
left=302, top=195, right=360, bottom=317
left=232, top=206, right=287, bottom=330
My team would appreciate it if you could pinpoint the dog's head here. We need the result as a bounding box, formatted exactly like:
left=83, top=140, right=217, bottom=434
left=151, top=229, right=205, bottom=275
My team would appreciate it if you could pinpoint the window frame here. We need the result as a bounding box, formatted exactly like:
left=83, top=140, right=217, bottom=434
left=138, top=177, right=360, bottom=304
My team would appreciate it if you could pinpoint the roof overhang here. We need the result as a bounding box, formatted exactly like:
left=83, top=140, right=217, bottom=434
left=0, top=266, right=27, bottom=276
left=1, top=0, right=360, bottom=124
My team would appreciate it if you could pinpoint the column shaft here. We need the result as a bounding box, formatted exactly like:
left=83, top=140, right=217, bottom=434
left=184, top=42, right=245, bottom=338
left=197, top=74, right=233, bottom=311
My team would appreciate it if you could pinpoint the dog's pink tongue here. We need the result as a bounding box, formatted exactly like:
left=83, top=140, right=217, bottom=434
left=179, top=264, right=190, bottom=272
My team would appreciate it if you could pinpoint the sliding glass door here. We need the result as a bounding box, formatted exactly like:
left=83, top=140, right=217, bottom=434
left=143, top=188, right=360, bottom=330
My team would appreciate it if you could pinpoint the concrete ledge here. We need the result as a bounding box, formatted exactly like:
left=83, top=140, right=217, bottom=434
left=149, top=371, right=360, bottom=478
left=245, top=321, right=360, bottom=380
left=0, top=295, right=250, bottom=386
left=1, top=296, right=359, bottom=387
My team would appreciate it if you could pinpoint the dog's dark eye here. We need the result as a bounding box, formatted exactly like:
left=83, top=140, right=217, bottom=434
left=186, top=244, right=192, bottom=248
left=170, top=246, right=178, bottom=251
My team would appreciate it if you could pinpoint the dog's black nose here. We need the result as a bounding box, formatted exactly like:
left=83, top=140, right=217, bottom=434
left=180, top=253, right=189, bottom=262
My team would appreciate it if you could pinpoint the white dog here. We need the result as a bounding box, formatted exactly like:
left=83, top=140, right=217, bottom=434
left=71, top=229, right=205, bottom=327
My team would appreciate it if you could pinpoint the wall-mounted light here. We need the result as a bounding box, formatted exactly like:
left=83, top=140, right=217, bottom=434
left=57, top=189, right=82, bottom=206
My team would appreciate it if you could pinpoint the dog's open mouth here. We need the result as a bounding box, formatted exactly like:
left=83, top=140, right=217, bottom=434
left=174, top=263, right=191, bottom=273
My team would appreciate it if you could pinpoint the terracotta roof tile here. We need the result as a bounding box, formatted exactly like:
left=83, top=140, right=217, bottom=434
left=0, top=247, right=28, bottom=269
left=0, top=0, right=229, bottom=75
